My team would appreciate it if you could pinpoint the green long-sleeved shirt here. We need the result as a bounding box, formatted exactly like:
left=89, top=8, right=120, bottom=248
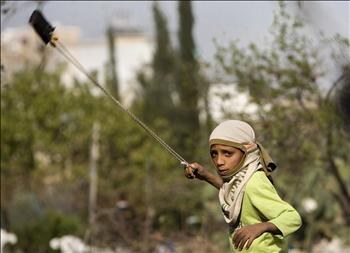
left=229, top=170, right=302, bottom=253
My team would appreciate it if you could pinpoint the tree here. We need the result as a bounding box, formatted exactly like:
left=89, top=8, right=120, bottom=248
left=215, top=1, right=349, bottom=248
left=1, top=66, right=94, bottom=252
left=105, top=25, right=120, bottom=100
left=137, top=1, right=176, bottom=125
left=137, top=1, right=211, bottom=160
left=336, top=64, right=350, bottom=125
left=176, top=0, right=201, bottom=157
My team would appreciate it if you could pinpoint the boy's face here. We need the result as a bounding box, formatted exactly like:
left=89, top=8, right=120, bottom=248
left=210, top=144, right=244, bottom=177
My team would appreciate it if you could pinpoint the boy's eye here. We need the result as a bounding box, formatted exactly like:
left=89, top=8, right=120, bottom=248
left=210, top=151, right=218, bottom=158
left=224, top=151, right=232, bottom=157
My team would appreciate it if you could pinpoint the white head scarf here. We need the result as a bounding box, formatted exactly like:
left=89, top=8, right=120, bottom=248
left=209, top=120, right=276, bottom=228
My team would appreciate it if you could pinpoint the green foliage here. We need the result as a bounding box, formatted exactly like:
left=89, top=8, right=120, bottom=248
left=5, top=191, right=83, bottom=253
left=137, top=1, right=208, bottom=161
left=1, top=66, right=94, bottom=252
left=214, top=1, right=350, bottom=248
left=176, top=0, right=201, bottom=156
left=1, top=50, right=212, bottom=251
left=1, top=2, right=215, bottom=251
left=152, top=2, right=176, bottom=76
left=178, top=1, right=195, bottom=62
left=137, top=2, right=176, bottom=125
left=105, top=26, right=119, bottom=99
left=335, top=65, right=350, bottom=125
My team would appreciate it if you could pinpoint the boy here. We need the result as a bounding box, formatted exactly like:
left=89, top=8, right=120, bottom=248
left=185, top=120, right=301, bottom=252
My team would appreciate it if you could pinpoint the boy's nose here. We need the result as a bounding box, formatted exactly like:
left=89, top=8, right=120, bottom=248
left=217, top=155, right=225, bottom=166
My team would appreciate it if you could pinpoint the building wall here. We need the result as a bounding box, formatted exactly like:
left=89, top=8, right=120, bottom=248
left=1, top=26, right=154, bottom=106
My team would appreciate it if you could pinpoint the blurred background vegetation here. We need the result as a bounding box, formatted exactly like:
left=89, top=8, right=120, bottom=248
left=1, top=1, right=349, bottom=253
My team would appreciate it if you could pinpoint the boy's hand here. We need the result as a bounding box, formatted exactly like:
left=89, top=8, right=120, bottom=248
left=184, top=163, right=223, bottom=189
left=184, top=163, right=208, bottom=181
left=232, top=223, right=267, bottom=251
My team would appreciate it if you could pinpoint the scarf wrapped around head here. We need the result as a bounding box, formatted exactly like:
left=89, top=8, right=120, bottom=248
left=209, top=120, right=276, bottom=228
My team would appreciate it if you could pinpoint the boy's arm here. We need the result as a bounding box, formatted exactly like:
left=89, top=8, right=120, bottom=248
left=184, top=163, right=223, bottom=189
left=232, top=222, right=281, bottom=250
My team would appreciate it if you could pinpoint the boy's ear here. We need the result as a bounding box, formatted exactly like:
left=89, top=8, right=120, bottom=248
left=243, top=143, right=257, bottom=152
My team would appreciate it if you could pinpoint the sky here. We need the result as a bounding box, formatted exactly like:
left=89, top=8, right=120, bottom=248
left=1, top=1, right=349, bottom=62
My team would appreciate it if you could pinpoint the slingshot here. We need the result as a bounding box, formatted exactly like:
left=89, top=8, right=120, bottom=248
left=29, top=10, right=189, bottom=168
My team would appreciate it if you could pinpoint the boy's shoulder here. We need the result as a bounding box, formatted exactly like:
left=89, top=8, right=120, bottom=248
left=245, top=170, right=273, bottom=193
left=248, top=170, right=267, bottom=184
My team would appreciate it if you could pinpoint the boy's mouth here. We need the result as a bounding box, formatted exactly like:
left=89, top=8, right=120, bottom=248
left=217, top=168, right=230, bottom=175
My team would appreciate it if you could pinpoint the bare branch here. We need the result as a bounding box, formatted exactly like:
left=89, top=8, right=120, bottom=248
left=325, top=72, right=345, bottom=102
left=326, top=130, right=350, bottom=203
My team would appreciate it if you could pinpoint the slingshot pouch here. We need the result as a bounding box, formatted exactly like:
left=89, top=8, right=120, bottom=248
left=29, top=9, right=55, bottom=45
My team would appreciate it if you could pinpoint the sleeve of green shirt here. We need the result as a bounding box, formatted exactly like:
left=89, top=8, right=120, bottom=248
left=245, top=171, right=302, bottom=236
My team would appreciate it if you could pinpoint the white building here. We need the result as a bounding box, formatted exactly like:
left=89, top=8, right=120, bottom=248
left=208, top=83, right=258, bottom=121
left=61, top=25, right=154, bottom=105
left=1, top=24, right=154, bottom=106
